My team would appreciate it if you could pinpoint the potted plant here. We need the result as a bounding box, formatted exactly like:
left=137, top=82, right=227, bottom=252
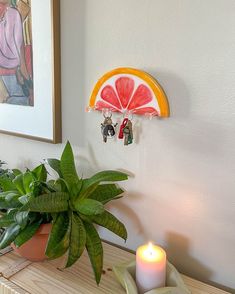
left=0, top=142, right=128, bottom=284
left=0, top=163, right=53, bottom=260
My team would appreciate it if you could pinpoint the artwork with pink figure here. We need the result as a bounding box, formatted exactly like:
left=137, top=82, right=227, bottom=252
left=95, top=76, right=160, bottom=116
left=0, top=0, right=33, bottom=106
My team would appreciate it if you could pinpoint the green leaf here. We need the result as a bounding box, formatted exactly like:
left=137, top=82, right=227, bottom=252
left=13, top=174, right=25, bottom=195
left=14, top=211, right=29, bottom=229
left=30, top=181, right=54, bottom=195
left=70, top=180, right=82, bottom=199
left=55, top=178, right=70, bottom=192
left=69, top=180, right=83, bottom=208
left=79, top=171, right=128, bottom=200
left=77, top=179, right=99, bottom=201
left=5, top=191, right=20, bottom=202
left=23, top=172, right=35, bottom=194
left=90, top=211, right=127, bottom=241
left=0, top=213, right=15, bottom=227
left=32, top=164, right=47, bottom=182
left=66, top=213, right=86, bottom=268
left=0, top=198, right=21, bottom=209
left=84, top=222, right=103, bottom=285
left=0, top=191, right=9, bottom=198
left=75, top=199, right=104, bottom=216
left=14, top=221, right=42, bottom=248
left=60, top=142, right=79, bottom=188
left=12, top=169, right=22, bottom=177
left=18, top=195, right=30, bottom=205
left=47, top=180, right=60, bottom=193
left=26, top=192, right=69, bottom=213
left=0, top=176, right=16, bottom=192
left=51, top=226, right=71, bottom=259
left=47, top=158, right=63, bottom=178
left=46, top=212, right=70, bottom=259
left=86, top=170, right=128, bottom=185
left=0, top=224, right=21, bottom=249
left=89, top=184, right=124, bottom=204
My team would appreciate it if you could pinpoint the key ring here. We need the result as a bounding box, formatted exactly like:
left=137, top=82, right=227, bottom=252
left=123, top=110, right=133, bottom=121
left=102, top=108, right=112, bottom=119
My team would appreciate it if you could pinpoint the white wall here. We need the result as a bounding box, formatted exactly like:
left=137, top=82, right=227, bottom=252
left=0, top=0, right=234, bottom=292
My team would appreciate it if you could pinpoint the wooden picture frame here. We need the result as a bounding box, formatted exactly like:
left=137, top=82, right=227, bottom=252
left=0, top=0, right=61, bottom=143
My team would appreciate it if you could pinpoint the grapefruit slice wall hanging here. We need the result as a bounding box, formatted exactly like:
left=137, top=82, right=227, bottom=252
left=88, top=68, right=170, bottom=118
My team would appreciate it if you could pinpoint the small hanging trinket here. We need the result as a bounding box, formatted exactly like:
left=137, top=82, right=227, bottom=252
left=101, top=111, right=117, bottom=143
left=119, top=118, right=133, bottom=146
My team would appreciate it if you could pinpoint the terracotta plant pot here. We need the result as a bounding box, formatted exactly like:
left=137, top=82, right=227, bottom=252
left=12, top=223, right=52, bottom=262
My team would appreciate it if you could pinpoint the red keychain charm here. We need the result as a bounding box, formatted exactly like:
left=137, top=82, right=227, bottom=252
left=118, top=118, right=128, bottom=139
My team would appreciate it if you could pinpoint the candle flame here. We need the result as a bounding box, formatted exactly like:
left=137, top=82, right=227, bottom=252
left=147, top=242, right=154, bottom=256
left=138, top=242, right=166, bottom=263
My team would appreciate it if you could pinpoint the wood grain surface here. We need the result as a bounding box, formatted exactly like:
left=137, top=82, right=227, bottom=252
left=0, top=242, right=231, bottom=294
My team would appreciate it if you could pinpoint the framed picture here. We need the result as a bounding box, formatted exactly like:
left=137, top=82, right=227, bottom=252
left=0, top=0, right=61, bottom=143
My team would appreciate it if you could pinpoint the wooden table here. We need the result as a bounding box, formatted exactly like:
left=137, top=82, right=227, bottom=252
left=0, top=242, right=231, bottom=294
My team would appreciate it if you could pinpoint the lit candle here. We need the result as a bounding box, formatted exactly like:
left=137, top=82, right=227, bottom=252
left=136, top=243, right=166, bottom=293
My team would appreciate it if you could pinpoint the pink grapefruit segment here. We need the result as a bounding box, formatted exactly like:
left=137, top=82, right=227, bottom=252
left=133, top=107, right=158, bottom=115
left=115, top=77, right=134, bottom=108
left=95, top=101, right=120, bottom=112
left=101, top=85, right=122, bottom=110
left=128, top=84, right=153, bottom=110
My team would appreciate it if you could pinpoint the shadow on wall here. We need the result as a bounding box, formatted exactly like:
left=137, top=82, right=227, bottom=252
left=147, top=69, right=191, bottom=119
left=166, top=231, right=235, bottom=293
left=165, top=231, right=213, bottom=282
left=110, top=192, right=147, bottom=236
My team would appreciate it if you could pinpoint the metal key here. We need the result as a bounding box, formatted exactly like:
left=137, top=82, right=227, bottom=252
left=127, top=120, right=133, bottom=144
left=101, top=117, right=117, bottom=143
left=123, top=126, right=130, bottom=146
left=123, top=120, right=133, bottom=146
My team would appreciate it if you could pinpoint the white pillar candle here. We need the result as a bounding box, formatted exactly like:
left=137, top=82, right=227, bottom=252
left=136, top=243, right=166, bottom=294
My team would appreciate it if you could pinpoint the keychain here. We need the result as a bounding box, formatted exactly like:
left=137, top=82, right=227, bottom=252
left=118, top=118, right=128, bottom=139
left=123, top=120, right=133, bottom=145
left=119, top=117, right=133, bottom=146
left=101, top=111, right=117, bottom=143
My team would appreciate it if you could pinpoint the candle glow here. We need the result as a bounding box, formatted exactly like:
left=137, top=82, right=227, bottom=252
left=139, top=242, right=165, bottom=262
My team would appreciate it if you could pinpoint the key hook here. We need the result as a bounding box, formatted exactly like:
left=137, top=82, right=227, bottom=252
left=102, top=108, right=112, bottom=119
left=123, top=110, right=133, bottom=121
